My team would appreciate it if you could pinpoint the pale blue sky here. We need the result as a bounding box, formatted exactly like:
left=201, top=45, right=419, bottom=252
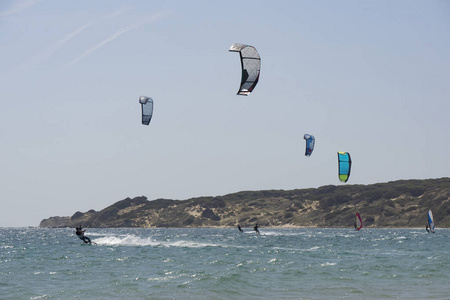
left=1, top=0, right=449, bottom=227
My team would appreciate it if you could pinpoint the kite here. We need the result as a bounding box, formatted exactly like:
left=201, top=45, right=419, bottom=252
left=229, top=43, right=261, bottom=95
left=304, top=134, right=315, bottom=156
left=337, top=152, right=352, bottom=183
left=139, top=96, right=153, bottom=125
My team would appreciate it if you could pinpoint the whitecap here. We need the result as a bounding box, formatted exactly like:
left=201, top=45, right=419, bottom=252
left=93, top=234, right=221, bottom=248
left=320, top=262, right=337, bottom=267
left=93, top=235, right=158, bottom=246
left=309, top=246, right=321, bottom=251
left=30, top=295, right=49, bottom=300
left=162, top=240, right=220, bottom=248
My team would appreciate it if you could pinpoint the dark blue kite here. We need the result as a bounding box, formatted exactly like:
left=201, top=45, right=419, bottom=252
left=303, top=134, right=315, bottom=156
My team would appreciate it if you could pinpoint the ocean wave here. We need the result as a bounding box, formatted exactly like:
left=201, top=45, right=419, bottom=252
left=93, top=234, right=221, bottom=248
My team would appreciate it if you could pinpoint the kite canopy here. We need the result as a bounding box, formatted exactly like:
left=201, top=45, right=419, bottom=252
left=303, top=134, right=315, bottom=156
left=139, top=96, right=153, bottom=125
left=229, top=43, right=261, bottom=96
left=337, top=152, right=352, bottom=183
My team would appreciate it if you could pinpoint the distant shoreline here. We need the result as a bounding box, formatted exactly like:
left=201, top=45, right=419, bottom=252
left=38, top=178, right=450, bottom=229
left=3, top=226, right=446, bottom=229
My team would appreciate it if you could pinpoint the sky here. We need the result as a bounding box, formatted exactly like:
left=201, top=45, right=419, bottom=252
left=1, top=0, right=450, bottom=227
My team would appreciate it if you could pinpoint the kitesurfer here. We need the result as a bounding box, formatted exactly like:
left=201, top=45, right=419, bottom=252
left=75, top=225, right=91, bottom=244
left=254, top=223, right=260, bottom=234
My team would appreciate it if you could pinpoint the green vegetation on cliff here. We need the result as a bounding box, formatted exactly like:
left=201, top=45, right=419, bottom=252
left=39, top=178, right=450, bottom=228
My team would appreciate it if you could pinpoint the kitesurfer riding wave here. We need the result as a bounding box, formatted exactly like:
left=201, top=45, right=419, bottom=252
left=76, top=225, right=91, bottom=244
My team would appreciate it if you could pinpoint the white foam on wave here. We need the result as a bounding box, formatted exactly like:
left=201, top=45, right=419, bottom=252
left=372, top=237, right=387, bottom=241
left=256, top=231, right=292, bottom=236
left=30, top=295, right=49, bottom=300
left=164, top=240, right=220, bottom=248
left=320, top=262, right=337, bottom=267
left=87, top=232, right=129, bottom=237
left=93, top=234, right=221, bottom=248
left=272, top=245, right=322, bottom=252
left=93, top=235, right=157, bottom=246
left=309, top=246, right=321, bottom=251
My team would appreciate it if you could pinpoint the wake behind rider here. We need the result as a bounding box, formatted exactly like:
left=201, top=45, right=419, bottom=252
left=75, top=225, right=91, bottom=244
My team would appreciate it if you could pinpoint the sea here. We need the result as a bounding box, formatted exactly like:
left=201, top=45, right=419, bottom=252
left=1, top=227, right=449, bottom=300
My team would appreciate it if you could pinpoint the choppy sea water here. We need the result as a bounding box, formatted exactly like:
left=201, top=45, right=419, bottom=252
left=1, top=227, right=449, bottom=299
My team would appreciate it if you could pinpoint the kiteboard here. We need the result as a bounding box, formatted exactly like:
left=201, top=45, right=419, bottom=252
left=81, top=242, right=96, bottom=245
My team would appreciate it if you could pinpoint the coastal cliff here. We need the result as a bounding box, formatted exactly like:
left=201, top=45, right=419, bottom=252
left=40, top=178, right=450, bottom=228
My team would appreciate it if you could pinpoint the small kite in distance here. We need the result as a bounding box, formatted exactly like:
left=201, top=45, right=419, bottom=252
left=337, top=151, right=351, bottom=183
left=303, top=134, right=315, bottom=156
left=139, top=96, right=153, bottom=125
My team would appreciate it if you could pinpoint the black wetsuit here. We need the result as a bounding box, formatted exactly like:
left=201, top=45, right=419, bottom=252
left=76, top=227, right=91, bottom=244
left=254, top=224, right=260, bottom=234
left=238, top=225, right=243, bottom=232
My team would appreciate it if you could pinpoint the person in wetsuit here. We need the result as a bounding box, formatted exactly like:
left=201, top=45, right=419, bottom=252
left=426, top=224, right=430, bottom=233
left=237, top=224, right=244, bottom=232
left=76, top=225, right=91, bottom=244
left=254, top=223, right=260, bottom=234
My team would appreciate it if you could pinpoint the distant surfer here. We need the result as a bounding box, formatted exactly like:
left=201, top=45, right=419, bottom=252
left=354, top=222, right=357, bottom=231
left=426, top=224, right=430, bottom=233
left=254, top=223, right=260, bottom=234
left=237, top=225, right=244, bottom=232
left=75, top=225, right=91, bottom=244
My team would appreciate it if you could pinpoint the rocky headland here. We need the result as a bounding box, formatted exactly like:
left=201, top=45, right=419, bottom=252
left=40, top=178, right=450, bottom=228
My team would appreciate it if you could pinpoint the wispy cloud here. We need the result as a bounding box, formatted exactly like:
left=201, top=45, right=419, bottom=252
left=104, top=5, right=133, bottom=20
left=38, top=6, right=133, bottom=64
left=0, top=0, right=42, bottom=17
left=68, top=12, right=164, bottom=66
left=38, top=22, right=94, bottom=63
left=13, top=6, right=132, bottom=71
